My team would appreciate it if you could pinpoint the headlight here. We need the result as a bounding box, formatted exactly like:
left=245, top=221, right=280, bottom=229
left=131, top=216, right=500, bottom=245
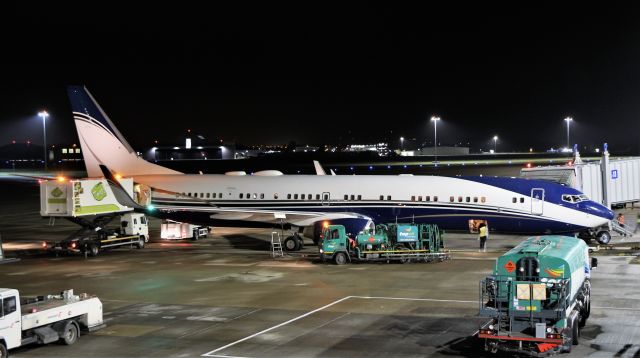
left=319, top=249, right=324, bottom=254
left=546, top=327, right=553, bottom=333
left=488, top=325, right=494, bottom=330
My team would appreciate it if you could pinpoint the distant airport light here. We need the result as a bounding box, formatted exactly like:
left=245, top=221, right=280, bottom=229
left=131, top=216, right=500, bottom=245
left=430, top=116, right=441, bottom=163
left=595, top=148, right=600, bottom=153
left=564, top=117, right=573, bottom=148
left=38, top=110, right=49, bottom=172
left=493, top=135, right=498, bottom=153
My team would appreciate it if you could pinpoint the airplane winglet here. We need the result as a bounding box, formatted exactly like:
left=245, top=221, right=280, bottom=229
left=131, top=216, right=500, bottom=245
left=313, top=161, right=326, bottom=175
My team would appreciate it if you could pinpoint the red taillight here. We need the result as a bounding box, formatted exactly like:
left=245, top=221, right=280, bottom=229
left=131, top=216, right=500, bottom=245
left=41, top=242, right=47, bottom=248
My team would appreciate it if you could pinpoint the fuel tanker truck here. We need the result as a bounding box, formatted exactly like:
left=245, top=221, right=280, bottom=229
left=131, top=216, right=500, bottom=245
left=318, top=223, right=449, bottom=264
left=478, top=235, right=597, bottom=355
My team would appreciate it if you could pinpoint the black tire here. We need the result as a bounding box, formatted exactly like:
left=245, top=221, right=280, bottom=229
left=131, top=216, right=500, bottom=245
left=572, top=315, right=580, bottom=345
left=88, top=244, right=99, bottom=257
left=284, top=237, right=300, bottom=251
left=334, top=252, right=348, bottom=265
left=137, top=236, right=145, bottom=249
left=596, top=230, right=611, bottom=244
left=0, top=342, right=7, bottom=358
left=579, top=296, right=590, bottom=327
left=61, top=321, right=79, bottom=345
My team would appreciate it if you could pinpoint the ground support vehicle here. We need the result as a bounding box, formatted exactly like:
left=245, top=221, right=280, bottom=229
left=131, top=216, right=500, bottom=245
left=478, top=235, right=596, bottom=355
left=0, top=288, right=104, bottom=357
left=319, top=223, right=449, bottom=264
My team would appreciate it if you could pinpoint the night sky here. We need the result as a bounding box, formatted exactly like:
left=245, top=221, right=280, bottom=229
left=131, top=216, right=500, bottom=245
left=1, top=3, right=639, bottom=153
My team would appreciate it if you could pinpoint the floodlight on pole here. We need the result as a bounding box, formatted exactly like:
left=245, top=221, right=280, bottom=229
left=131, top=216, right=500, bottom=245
left=493, top=135, right=498, bottom=153
left=400, top=136, right=404, bottom=152
left=38, top=111, right=49, bottom=172
left=430, top=116, right=440, bottom=163
left=564, top=117, right=572, bottom=149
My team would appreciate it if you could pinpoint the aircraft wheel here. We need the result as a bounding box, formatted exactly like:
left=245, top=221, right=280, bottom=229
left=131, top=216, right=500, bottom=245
left=596, top=230, right=611, bottom=244
left=284, top=236, right=300, bottom=251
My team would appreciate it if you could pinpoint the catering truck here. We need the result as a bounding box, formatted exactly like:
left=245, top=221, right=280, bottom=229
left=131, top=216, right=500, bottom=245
left=0, top=288, right=104, bottom=357
left=40, top=177, right=150, bottom=256
left=319, top=223, right=448, bottom=264
left=478, top=235, right=596, bottom=355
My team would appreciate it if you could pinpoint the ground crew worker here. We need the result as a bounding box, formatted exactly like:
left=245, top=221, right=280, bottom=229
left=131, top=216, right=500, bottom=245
left=617, top=213, right=625, bottom=228
left=478, top=223, right=488, bottom=252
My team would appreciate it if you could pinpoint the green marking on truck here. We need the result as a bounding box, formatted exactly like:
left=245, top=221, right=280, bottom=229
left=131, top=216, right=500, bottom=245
left=74, top=204, right=121, bottom=215
left=91, top=182, right=107, bottom=201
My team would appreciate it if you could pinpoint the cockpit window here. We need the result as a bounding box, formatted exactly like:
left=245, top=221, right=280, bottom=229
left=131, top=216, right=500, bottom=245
left=562, top=194, right=589, bottom=203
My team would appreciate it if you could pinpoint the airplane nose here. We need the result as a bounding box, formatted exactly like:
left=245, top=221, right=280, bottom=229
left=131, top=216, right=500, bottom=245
left=586, top=202, right=614, bottom=220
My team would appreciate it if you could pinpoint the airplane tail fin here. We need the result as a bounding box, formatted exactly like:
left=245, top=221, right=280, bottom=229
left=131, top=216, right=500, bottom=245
left=67, top=86, right=181, bottom=177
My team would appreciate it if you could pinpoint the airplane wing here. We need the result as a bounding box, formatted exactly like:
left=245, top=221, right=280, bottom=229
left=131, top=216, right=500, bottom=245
left=151, top=204, right=370, bottom=227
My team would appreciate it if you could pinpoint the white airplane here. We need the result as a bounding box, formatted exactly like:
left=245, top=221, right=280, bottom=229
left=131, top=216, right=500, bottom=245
left=67, top=86, right=615, bottom=249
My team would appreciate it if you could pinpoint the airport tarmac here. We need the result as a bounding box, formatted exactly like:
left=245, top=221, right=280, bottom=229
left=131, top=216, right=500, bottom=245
left=1, top=176, right=640, bottom=357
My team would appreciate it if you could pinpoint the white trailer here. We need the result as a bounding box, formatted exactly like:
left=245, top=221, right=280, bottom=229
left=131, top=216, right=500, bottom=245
left=161, top=221, right=209, bottom=241
left=0, top=288, right=104, bottom=357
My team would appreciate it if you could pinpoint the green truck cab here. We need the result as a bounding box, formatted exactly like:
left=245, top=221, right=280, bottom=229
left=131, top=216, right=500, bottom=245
left=479, top=235, right=597, bottom=355
left=319, top=223, right=447, bottom=265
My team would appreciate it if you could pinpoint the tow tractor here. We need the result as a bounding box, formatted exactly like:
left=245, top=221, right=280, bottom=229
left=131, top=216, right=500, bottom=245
left=40, top=177, right=150, bottom=256
left=0, top=288, right=104, bottom=357
left=319, top=223, right=449, bottom=264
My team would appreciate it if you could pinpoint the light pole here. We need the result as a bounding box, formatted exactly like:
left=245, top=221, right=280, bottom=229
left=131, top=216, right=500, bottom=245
left=400, top=137, right=404, bottom=152
left=430, top=116, right=440, bottom=163
left=38, top=111, right=49, bottom=172
left=564, top=117, right=572, bottom=149
left=493, top=135, right=498, bottom=153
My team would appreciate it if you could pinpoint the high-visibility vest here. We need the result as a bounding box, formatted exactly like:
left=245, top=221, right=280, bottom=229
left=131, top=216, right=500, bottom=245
left=618, top=215, right=625, bottom=225
left=479, top=226, right=488, bottom=237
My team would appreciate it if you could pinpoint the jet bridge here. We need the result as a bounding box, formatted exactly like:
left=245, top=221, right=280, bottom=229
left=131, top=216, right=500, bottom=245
left=521, top=144, right=640, bottom=208
left=521, top=144, right=638, bottom=238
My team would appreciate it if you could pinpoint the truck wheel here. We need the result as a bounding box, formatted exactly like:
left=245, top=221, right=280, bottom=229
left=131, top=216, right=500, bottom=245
left=61, top=320, right=79, bottom=345
left=284, top=237, right=300, bottom=251
left=88, top=244, right=99, bottom=257
left=596, top=230, right=611, bottom=244
left=137, top=236, right=145, bottom=249
left=0, top=342, right=7, bottom=358
left=572, top=314, right=580, bottom=345
left=580, top=296, right=590, bottom=327
left=334, top=252, right=348, bottom=265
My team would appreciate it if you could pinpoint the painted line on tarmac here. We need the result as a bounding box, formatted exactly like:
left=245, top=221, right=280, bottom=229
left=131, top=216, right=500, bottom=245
left=351, top=296, right=477, bottom=304
left=201, top=296, right=352, bottom=357
left=202, top=295, right=475, bottom=357
left=592, top=306, right=640, bottom=311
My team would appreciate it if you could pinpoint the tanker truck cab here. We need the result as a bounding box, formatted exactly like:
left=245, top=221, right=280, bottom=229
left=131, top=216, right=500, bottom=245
left=319, top=225, right=352, bottom=265
left=479, top=236, right=596, bottom=355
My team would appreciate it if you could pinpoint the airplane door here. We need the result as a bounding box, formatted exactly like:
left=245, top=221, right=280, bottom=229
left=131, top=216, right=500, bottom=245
left=321, top=192, right=330, bottom=206
left=531, top=188, right=544, bottom=215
